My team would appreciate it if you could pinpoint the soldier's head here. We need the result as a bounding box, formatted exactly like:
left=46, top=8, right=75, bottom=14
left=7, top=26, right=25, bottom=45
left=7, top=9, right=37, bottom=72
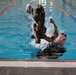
left=55, top=33, right=67, bottom=46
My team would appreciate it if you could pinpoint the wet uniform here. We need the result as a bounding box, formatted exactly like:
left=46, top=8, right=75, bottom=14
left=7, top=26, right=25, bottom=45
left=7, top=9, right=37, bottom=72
left=37, top=41, right=66, bottom=58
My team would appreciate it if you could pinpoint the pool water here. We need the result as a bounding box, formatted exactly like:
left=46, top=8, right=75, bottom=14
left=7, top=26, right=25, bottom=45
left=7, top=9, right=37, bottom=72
left=0, top=0, right=76, bottom=59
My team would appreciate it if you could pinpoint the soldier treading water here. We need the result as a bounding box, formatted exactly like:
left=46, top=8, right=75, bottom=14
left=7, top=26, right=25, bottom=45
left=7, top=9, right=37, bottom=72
left=27, top=4, right=67, bottom=58
left=36, top=19, right=67, bottom=59
left=27, top=4, right=51, bottom=43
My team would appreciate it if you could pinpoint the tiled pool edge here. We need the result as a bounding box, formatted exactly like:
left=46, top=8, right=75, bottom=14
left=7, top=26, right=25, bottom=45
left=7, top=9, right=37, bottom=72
left=0, top=59, right=76, bottom=67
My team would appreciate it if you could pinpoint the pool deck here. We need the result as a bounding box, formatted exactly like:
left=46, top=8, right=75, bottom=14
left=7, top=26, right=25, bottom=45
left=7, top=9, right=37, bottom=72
left=0, top=59, right=76, bottom=75
left=0, top=67, right=76, bottom=75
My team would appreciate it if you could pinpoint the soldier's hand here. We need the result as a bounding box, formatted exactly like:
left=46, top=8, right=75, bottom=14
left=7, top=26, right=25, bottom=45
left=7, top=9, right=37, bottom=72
left=50, top=18, right=54, bottom=23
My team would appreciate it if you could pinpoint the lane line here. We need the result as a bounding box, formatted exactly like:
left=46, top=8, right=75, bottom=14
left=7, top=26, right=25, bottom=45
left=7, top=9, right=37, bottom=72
left=0, top=0, right=16, bottom=14
left=50, top=0, right=76, bottom=21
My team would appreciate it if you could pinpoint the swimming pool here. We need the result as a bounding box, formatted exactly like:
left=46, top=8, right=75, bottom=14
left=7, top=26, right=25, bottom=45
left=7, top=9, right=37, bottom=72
left=0, top=0, right=76, bottom=59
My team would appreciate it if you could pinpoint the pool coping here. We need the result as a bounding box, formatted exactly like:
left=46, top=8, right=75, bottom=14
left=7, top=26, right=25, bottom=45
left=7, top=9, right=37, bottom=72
left=0, top=59, right=75, bottom=67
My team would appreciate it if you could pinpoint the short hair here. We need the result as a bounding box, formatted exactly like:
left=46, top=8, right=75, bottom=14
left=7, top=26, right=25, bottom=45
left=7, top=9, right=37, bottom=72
left=60, top=33, right=67, bottom=37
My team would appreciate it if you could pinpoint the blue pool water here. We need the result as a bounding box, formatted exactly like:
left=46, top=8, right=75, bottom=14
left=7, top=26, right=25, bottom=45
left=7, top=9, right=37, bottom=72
left=0, top=0, right=76, bottom=59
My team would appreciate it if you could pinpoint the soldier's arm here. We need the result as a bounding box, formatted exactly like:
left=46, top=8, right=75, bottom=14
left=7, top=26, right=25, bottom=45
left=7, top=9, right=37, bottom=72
left=50, top=18, right=58, bottom=38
